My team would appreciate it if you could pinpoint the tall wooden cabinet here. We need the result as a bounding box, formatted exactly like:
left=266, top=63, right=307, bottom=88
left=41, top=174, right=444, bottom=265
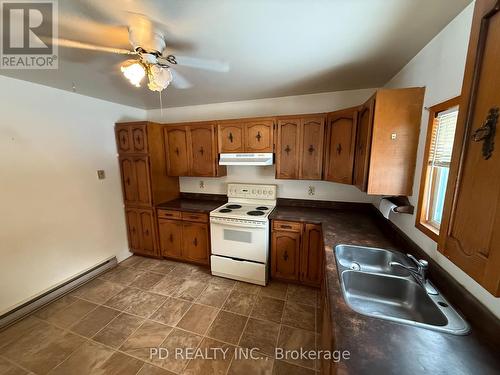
left=438, top=0, right=500, bottom=296
left=353, top=88, right=425, bottom=196
left=115, top=122, right=180, bottom=257
left=275, top=114, right=326, bottom=180
left=218, top=118, right=275, bottom=153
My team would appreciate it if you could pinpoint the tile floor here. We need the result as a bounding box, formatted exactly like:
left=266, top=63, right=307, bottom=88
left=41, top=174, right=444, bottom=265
left=0, top=256, right=320, bottom=374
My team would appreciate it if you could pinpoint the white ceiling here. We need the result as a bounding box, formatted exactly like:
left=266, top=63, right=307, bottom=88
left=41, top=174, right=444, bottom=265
left=0, top=0, right=472, bottom=109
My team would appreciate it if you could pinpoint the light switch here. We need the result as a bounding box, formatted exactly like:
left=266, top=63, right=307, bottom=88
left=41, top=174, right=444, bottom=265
left=97, top=170, right=106, bottom=179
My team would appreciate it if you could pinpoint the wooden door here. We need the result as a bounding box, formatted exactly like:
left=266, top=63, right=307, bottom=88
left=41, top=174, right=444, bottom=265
left=218, top=123, right=244, bottom=152
left=324, top=108, right=358, bottom=184
left=125, top=208, right=140, bottom=251
left=300, top=224, right=323, bottom=287
left=245, top=120, right=274, bottom=152
left=116, top=125, right=131, bottom=154
left=271, top=230, right=301, bottom=281
left=439, top=0, right=500, bottom=296
left=276, top=119, right=300, bottom=179
left=131, top=124, right=148, bottom=153
left=158, top=219, right=183, bottom=259
left=119, top=156, right=137, bottom=204
left=353, top=97, right=375, bottom=191
left=189, top=124, right=216, bottom=176
left=138, top=209, right=156, bottom=256
left=182, top=222, right=209, bottom=265
left=299, top=117, right=325, bottom=180
left=133, top=156, right=152, bottom=206
left=164, top=126, right=190, bottom=176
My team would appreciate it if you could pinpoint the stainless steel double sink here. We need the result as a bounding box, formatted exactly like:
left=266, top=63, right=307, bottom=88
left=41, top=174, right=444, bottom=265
left=335, top=245, right=470, bottom=335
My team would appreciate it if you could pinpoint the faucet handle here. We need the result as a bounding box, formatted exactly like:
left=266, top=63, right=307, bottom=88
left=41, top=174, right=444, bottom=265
left=406, top=254, right=428, bottom=269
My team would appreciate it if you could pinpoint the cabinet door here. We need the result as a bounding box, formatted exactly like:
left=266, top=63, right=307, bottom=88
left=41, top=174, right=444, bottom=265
left=353, top=97, right=375, bottom=192
left=133, top=156, right=152, bottom=206
left=439, top=0, right=500, bottom=296
left=116, top=125, right=132, bottom=154
left=138, top=209, right=156, bottom=256
left=299, top=117, right=325, bottom=180
left=182, top=222, right=209, bottom=265
left=324, top=108, right=358, bottom=184
left=300, top=224, right=323, bottom=287
left=276, top=119, right=300, bottom=179
left=158, top=219, right=183, bottom=259
left=131, top=124, right=148, bottom=153
left=164, top=126, right=190, bottom=176
left=271, top=230, right=301, bottom=281
left=245, top=120, right=274, bottom=152
left=189, top=124, right=216, bottom=176
left=218, top=123, right=244, bottom=152
left=119, top=156, right=137, bottom=204
left=125, top=208, right=141, bottom=251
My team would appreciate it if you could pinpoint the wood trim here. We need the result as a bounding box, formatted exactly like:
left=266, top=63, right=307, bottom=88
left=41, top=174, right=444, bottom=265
left=415, top=96, right=460, bottom=242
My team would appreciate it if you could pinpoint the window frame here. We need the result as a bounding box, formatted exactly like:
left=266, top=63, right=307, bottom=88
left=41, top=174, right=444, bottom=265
left=415, top=96, right=460, bottom=242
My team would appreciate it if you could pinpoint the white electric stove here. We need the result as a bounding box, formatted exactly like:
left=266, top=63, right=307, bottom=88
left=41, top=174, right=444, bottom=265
left=210, top=183, right=277, bottom=286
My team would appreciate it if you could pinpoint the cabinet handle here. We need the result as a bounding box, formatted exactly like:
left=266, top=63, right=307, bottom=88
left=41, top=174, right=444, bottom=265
left=121, top=135, right=127, bottom=144
left=175, top=147, right=180, bottom=156
left=256, top=131, right=262, bottom=142
left=193, top=238, right=198, bottom=246
left=126, top=177, right=131, bottom=185
left=283, top=251, right=289, bottom=261
left=284, top=145, right=291, bottom=154
left=199, top=147, right=204, bottom=155
left=281, top=224, right=292, bottom=229
left=336, top=143, right=342, bottom=155
left=136, top=136, right=141, bottom=144
left=472, top=107, right=498, bottom=160
left=308, top=145, right=315, bottom=154
left=169, top=234, right=173, bottom=242
left=131, top=227, right=136, bottom=234
left=228, top=132, right=233, bottom=143
left=144, top=229, right=149, bottom=236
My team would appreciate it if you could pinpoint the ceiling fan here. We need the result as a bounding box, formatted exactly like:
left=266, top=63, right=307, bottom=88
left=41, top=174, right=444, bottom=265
left=49, top=11, right=229, bottom=92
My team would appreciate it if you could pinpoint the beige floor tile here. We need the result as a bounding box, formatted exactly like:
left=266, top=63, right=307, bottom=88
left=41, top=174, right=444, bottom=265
left=130, top=271, right=165, bottom=290
left=239, top=318, right=280, bottom=357
left=104, top=287, right=143, bottom=310
left=183, top=337, right=234, bottom=375
left=222, top=290, right=256, bottom=316
left=171, top=279, right=207, bottom=302
left=206, top=311, right=247, bottom=345
left=120, top=320, right=173, bottom=361
left=272, top=360, right=315, bottom=375
left=227, top=353, right=274, bottom=375
left=34, top=295, right=78, bottom=320
left=150, top=298, right=192, bottom=326
left=135, top=258, right=166, bottom=270
left=149, top=261, right=177, bottom=274
left=0, top=316, right=47, bottom=351
left=45, top=298, right=97, bottom=328
left=152, top=329, right=202, bottom=373
left=0, top=357, right=28, bottom=375
left=137, top=363, right=176, bottom=375
left=70, top=306, right=120, bottom=337
left=196, top=284, right=231, bottom=308
left=176, top=304, right=219, bottom=335
left=281, top=302, right=315, bottom=331
left=277, top=326, right=316, bottom=369
left=151, top=274, right=185, bottom=296
left=72, top=278, right=124, bottom=304
left=234, top=281, right=262, bottom=295
left=92, top=351, right=145, bottom=375
left=100, top=266, right=143, bottom=285
left=286, top=285, right=317, bottom=307
left=251, top=296, right=284, bottom=323
left=208, top=277, right=236, bottom=289
left=260, top=281, right=288, bottom=300
left=104, top=287, right=166, bottom=318
left=120, top=255, right=146, bottom=268
left=92, top=313, right=143, bottom=348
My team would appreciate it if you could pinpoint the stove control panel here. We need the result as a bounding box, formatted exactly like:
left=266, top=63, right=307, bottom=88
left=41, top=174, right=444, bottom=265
left=227, top=183, right=277, bottom=200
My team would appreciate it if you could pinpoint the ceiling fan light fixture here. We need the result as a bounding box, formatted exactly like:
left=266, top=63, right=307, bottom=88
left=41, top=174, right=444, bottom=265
left=121, top=61, right=146, bottom=87
left=147, top=65, right=173, bottom=92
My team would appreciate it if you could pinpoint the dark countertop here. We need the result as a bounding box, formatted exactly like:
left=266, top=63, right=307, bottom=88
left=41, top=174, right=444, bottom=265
left=156, top=197, right=226, bottom=213
left=270, top=206, right=500, bottom=375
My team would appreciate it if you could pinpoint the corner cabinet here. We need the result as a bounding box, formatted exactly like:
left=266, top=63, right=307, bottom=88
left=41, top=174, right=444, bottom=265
left=115, top=122, right=180, bottom=257
left=438, top=0, right=500, bottom=296
left=271, top=220, right=323, bottom=287
left=217, top=117, right=275, bottom=153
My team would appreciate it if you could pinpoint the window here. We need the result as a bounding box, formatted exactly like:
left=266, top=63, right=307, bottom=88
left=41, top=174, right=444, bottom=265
left=416, top=97, right=460, bottom=241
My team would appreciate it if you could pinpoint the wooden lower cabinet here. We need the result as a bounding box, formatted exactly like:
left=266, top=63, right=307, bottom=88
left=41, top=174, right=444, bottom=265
left=125, top=207, right=157, bottom=257
left=271, top=220, right=323, bottom=287
left=182, top=222, right=209, bottom=264
left=158, top=219, right=183, bottom=259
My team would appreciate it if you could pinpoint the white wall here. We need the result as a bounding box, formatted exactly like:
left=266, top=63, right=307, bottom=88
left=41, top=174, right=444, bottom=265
left=0, top=76, right=145, bottom=315
left=149, top=89, right=377, bottom=203
left=385, top=3, right=500, bottom=319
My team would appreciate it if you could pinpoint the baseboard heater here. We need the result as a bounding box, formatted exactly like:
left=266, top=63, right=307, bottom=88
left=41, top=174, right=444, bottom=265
left=0, top=257, right=117, bottom=330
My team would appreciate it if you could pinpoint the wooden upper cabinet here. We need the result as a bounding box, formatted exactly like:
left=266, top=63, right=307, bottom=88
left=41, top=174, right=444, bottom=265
left=164, top=126, right=190, bottom=176
left=182, top=222, right=209, bottom=265
left=219, top=123, right=245, bottom=152
left=119, top=156, right=151, bottom=207
left=115, top=123, right=148, bottom=154
left=245, top=120, right=274, bottom=152
left=353, top=88, right=425, bottom=195
left=276, top=119, right=300, bottom=179
left=131, top=124, right=148, bottom=153
left=189, top=124, right=217, bottom=177
left=116, top=125, right=132, bottom=153
left=438, top=0, right=500, bottom=296
left=301, top=223, right=323, bottom=287
left=119, top=156, right=137, bottom=204
left=299, top=117, right=325, bottom=180
left=324, top=107, right=358, bottom=184
left=271, top=230, right=301, bottom=281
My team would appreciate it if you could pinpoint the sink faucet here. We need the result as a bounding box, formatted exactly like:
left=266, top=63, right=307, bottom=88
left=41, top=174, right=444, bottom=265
left=389, top=254, right=438, bottom=295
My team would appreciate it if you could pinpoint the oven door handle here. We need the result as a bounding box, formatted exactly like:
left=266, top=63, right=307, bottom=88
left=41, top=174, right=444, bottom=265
left=210, top=219, right=266, bottom=229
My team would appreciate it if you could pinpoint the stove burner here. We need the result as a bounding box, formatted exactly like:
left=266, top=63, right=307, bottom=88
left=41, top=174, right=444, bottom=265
left=219, top=208, right=232, bottom=213
left=226, top=204, right=242, bottom=209
left=247, top=210, right=265, bottom=216
left=256, top=206, right=269, bottom=210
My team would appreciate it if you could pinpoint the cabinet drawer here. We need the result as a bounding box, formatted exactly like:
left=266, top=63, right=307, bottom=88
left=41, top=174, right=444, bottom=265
left=273, top=220, right=302, bottom=232
left=182, top=212, right=208, bottom=223
left=157, top=209, right=182, bottom=219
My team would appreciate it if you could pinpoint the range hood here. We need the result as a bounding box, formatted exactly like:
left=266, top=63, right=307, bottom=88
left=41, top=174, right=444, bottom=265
left=219, top=153, right=274, bottom=166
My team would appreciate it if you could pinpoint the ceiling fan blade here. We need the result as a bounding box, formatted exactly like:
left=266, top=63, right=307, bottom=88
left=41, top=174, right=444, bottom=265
left=172, top=55, right=230, bottom=72
left=47, top=38, right=135, bottom=55
left=170, top=68, right=193, bottom=89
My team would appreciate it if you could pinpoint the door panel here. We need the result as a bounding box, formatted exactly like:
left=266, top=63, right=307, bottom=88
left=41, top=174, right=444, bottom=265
left=134, top=157, right=151, bottom=206
left=164, top=126, right=189, bottom=176
left=182, top=222, right=209, bottom=265
left=276, top=120, right=300, bottom=179
left=353, top=98, right=375, bottom=191
left=190, top=125, right=216, bottom=176
left=131, top=125, right=148, bottom=153
left=116, top=126, right=131, bottom=153
left=271, top=230, right=301, bottom=281
left=301, top=224, right=323, bottom=287
left=125, top=208, right=140, bottom=251
left=158, top=219, right=183, bottom=258
left=139, top=210, right=156, bottom=256
left=245, top=121, right=274, bottom=152
left=119, top=157, right=137, bottom=204
left=299, top=117, right=325, bottom=180
left=324, top=108, right=358, bottom=184
left=219, top=124, right=244, bottom=152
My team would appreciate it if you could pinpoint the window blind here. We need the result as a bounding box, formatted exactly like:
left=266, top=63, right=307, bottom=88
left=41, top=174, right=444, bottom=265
left=428, top=106, right=459, bottom=168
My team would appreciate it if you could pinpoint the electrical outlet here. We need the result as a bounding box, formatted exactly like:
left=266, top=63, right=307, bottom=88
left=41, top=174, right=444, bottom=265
left=97, top=170, right=105, bottom=180
left=199, top=180, right=205, bottom=189
left=308, top=185, right=315, bottom=196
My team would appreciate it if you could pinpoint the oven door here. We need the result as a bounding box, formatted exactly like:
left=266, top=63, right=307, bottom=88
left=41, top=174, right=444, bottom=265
left=210, top=218, right=268, bottom=263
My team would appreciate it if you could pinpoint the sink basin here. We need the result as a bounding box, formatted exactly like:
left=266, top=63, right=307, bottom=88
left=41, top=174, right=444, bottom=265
left=335, top=245, right=470, bottom=335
